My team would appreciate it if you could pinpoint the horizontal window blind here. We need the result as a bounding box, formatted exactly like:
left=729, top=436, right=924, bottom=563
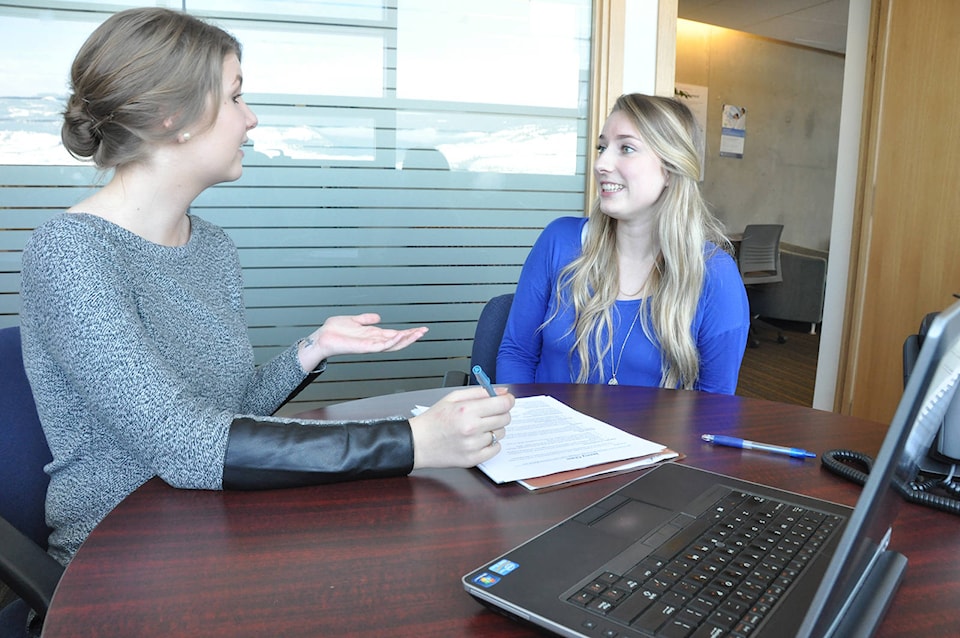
left=0, top=0, right=592, bottom=412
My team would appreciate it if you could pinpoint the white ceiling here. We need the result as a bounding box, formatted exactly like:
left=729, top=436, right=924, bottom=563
left=678, top=0, right=849, bottom=54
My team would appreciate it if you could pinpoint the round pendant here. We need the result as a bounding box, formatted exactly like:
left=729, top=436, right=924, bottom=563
left=608, top=377, right=618, bottom=386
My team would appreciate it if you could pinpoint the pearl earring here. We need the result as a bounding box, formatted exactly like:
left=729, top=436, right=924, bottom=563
left=182, top=132, right=191, bottom=142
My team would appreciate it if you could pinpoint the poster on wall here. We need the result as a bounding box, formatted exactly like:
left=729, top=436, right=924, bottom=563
left=720, top=104, right=746, bottom=158
left=675, top=83, right=708, bottom=179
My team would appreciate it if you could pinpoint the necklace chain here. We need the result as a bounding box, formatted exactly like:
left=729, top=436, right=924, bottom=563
left=608, top=309, right=640, bottom=385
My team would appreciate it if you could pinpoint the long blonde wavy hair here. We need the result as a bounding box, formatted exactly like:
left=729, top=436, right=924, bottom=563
left=553, top=94, right=730, bottom=388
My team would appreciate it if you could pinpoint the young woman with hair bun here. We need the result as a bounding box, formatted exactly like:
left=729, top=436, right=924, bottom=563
left=21, top=7, right=513, bottom=574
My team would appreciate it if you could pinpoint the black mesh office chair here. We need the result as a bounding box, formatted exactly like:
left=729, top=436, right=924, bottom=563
left=738, top=224, right=786, bottom=348
left=443, top=293, right=514, bottom=387
left=0, top=327, right=63, bottom=638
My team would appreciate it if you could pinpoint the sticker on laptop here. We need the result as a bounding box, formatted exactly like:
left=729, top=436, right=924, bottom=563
left=472, top=572, right=500, bottom=588
left=489, top=559, right=519, bottom=576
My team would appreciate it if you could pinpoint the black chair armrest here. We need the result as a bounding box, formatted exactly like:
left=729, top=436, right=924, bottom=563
left=0, top=517, right=63, bottom=619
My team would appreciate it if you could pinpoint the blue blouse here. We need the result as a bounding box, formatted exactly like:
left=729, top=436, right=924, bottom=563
left=497, top=217, right=750, bottom=394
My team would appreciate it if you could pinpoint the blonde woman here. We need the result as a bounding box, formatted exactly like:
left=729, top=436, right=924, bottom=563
left=497, top=94, right=749, bottom=393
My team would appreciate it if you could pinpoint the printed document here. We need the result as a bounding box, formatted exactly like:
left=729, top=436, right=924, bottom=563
left=475, top=395, right=669, bottom=484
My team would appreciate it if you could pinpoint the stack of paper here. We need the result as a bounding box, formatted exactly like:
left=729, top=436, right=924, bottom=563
left=476, top=395, right=679, bottom=491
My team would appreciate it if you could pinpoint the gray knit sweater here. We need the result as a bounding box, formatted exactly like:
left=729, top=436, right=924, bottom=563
left=20, top=213, right=309, bottom=566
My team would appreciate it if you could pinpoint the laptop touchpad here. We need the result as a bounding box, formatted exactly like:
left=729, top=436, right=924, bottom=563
left=591, top=499, right=673, bottom=539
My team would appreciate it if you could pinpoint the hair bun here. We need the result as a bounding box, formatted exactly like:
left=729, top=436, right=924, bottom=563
left=61, top=95, right=101, bottom=160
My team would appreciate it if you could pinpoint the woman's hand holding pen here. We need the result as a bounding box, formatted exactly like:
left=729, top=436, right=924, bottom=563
left=409, top=386, right=514, bottom=470
left=297, top=313, right=428, bottom=372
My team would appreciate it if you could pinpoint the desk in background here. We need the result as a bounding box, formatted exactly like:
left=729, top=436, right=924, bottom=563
left=41, top=385, right=956, bottom=637
left=730, top=235, right=829, bottom=332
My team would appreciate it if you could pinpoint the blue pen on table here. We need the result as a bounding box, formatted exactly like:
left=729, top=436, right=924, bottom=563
left=701, top=434, right=816, bottom=459
left=472, top=365, right=497, bottom=397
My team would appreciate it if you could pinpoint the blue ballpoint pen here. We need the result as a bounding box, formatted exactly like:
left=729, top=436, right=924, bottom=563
left=472, top=365, right=497, bottom=397
left=701, top=434, right=816, bottom=459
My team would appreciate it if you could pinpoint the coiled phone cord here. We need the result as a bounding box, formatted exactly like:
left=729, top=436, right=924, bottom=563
left=821, top=449, right=960, bottom=516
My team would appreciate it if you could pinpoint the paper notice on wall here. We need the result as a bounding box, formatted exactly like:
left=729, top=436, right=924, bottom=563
left=720, top=104, right=747, bottom=158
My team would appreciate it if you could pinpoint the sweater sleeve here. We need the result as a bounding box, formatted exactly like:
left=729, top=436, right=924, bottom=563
left=237, top=342, right=316, bottom=416
left=204, top=223, right=313, bottom=417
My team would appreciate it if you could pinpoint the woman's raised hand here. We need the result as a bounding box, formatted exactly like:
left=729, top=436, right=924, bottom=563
left=298, top=313, right=428, bottom=372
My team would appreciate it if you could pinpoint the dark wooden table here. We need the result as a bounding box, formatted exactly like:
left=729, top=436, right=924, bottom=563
left=41, top=384, right=957, bottom=637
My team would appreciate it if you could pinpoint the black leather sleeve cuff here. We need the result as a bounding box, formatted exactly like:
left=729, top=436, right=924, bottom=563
left=222, top=416, right=415, bottom=490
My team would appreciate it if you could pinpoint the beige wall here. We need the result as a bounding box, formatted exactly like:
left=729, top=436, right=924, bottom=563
left=675, top=21, right=845, bottom=252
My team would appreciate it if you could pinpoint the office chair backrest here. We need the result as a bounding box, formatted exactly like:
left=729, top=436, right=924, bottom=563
left=470, top=293, right=514, bottom=384
left=738, top=224, right=784, bottom=285
left=0, top=326, right=52, bottom=549
left=903, top=312, right=940, bottom=387
left=0, top=326, right=62, bottom=636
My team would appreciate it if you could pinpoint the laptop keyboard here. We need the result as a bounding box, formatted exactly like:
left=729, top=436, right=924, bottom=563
left=566, top=489, right=843, bottom=637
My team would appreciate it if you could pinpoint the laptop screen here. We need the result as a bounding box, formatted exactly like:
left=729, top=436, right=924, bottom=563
left=798, top=299, right=960, bottom=636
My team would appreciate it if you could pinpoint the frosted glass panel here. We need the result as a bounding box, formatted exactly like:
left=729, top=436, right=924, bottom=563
left=0, top=0, right=592, bottom=409
left=229, top=25, right=385, bottom=98
left=397, top=0, right=586, bottom=108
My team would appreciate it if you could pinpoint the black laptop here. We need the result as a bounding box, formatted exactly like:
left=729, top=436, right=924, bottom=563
left=464, top=299, right=960, bottom=638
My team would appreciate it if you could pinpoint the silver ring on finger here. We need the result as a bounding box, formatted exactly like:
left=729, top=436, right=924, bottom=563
left=490, top=431, right=498, bottom=446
